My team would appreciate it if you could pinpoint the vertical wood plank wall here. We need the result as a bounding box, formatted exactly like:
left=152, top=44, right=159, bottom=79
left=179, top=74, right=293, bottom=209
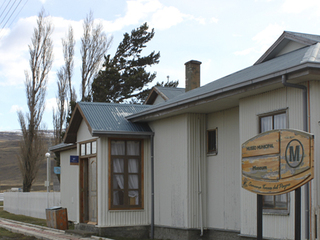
left=206, top=107, right=241, bottom=231
left=239, top=86, right=307, bottom=239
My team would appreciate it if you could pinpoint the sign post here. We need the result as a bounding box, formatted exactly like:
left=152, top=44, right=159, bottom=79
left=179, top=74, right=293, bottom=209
left=242, top=129, right=314, bottom=239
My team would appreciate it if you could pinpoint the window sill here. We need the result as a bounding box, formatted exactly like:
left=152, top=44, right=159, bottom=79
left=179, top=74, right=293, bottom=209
left=207, top=152, right=217, bottom=157
left=263, top=209, right=289, bottom=216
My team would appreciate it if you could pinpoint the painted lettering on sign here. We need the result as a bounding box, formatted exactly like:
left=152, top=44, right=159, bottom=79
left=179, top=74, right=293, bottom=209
left=242, top=129, right=314, bottom=195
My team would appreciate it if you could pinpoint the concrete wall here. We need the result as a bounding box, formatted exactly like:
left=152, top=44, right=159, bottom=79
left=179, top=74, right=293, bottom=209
left=4, top=192, right=60, bottom=219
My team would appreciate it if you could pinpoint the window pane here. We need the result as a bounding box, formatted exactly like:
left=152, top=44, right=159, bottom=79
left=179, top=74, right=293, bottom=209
left=111, top=141, right=125, bottom=155
left=128, top=159, right=139, bottom=173
left=263, top=195, right=274, bottom=208
left=86, top=142, right=91, bottom=155
left=261, top=116, right=272, bottom=132
left=81, top=144, right=86, bottom=156
left=127, top=141, right=140, bottom=156
left=113, top=175, right=124, bottom=189
left=275, top=194, right=287, bottom=208
left=274, top=113, right=286, bottom=129
left=113, top=159, right=124, bottom=173
left=208, top=129, right=216, bottom=153
left=113, top=191, right=124, bottom=206
left=128, top=175, right=139, bottom=189
left=92, top=141, right=96, bottom=154
left=129, top=190, right=139, bottom=205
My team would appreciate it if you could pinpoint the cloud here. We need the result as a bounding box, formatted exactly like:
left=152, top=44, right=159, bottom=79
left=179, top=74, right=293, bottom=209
left=103, top=0, right=210, bottom=31
left=234, top=47, right=255, bottom=56
left=282, top=0, right=320, bottom=13
left=10, top=105, right=23, bottom=113
left=252, top=24, right=283, bottom=53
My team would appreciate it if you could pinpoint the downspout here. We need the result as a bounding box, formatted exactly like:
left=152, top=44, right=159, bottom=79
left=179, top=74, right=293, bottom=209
left=151, top=133, right=155, bottom=239
left=282, top=74, right=310, bottom=239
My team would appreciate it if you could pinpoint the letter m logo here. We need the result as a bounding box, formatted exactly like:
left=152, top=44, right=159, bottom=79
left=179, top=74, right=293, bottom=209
left=285, top=139, right=304, bottom=168
left=289, top=146, right=300, bottom=162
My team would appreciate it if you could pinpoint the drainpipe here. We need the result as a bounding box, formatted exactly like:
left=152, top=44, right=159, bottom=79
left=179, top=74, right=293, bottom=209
left=151, top=134, right=155, bottom=239
left=282, top=74, right=309, bottom=239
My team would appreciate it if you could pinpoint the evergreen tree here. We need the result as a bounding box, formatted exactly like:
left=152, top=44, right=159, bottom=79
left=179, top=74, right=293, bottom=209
left=92, top=22, right=160, bottom=103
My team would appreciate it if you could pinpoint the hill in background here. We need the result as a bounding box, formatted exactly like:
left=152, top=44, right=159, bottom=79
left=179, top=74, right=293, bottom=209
left=0, top=131, right=58, bottom=192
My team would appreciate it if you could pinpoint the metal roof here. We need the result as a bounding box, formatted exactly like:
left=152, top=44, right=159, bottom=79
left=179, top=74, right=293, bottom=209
left=78, top=102, right=153, bottom=135
left=49, top=143, right=76, bottom=152
left=127, top=41, right=320, bottom=121
left=156, top=86, right=185, bottom=100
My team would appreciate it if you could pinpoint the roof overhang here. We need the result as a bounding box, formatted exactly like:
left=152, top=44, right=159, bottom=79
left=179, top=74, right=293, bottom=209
left=127, top=63, right=320, bottom=122
left=92, top=130, right=154, bottom=137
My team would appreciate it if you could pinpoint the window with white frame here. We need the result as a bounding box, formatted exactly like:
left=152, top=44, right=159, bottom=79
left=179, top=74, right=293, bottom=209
left=260, top=111, right=289, bottom=212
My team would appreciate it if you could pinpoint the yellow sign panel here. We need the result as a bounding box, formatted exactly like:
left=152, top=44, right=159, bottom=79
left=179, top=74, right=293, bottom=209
left=242, top=129, right=314, bottom=195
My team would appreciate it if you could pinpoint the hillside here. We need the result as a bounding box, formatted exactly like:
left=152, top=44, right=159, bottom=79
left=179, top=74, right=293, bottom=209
left=0, top=131, right=57, bottom=192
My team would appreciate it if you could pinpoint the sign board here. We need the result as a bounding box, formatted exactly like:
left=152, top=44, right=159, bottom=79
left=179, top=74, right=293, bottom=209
left=242, top=129, right=314, bottom=195
left=54, top=167, right=61, bottom=174
left=70, top=155, right=79, bottom=165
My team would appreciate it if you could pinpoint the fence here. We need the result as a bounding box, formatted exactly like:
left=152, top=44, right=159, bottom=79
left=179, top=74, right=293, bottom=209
left=0, top=193, right=3, bottom=201
left=4, top=192, right=60, bottom=219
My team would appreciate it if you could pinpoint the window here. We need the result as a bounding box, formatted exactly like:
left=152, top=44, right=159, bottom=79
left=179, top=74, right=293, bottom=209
left=80, top=141, right=97, bottom=156
left=260, top=111, right=289, bottom=213
left=207, top=128, right=217, bottom=155
left=110, top=139, right=143, bottom=209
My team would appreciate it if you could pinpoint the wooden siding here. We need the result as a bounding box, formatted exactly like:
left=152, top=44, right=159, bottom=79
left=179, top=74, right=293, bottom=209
left=239, top=86, right=308, bottom=239
left=97, top=137, right=151, bottom=227
left=206, top=107, right=241, bottom=231
left=187, top=113, right=207, bottom=229
left=60, top=148, right=79, bottom=222
left=309, top=81, right=320, bottom=238
left=150, top=114, right=189, bottom=228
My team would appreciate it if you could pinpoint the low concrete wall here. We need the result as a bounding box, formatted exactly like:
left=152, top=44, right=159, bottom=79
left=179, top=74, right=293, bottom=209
left=4, top=192, right=60, bottom=219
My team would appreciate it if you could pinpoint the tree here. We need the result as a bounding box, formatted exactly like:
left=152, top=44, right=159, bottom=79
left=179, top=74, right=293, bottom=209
left=91, top=22, right=160, bottom=103
left=17, top=9, right=53, bottom=192
left=81, top=11, right=112, bottom=101
left=53, top=26, right=75, bottom=144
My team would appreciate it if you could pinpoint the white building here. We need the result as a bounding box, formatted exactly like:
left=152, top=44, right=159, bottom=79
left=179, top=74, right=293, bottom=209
left=50, top=31, right=320, bottom=239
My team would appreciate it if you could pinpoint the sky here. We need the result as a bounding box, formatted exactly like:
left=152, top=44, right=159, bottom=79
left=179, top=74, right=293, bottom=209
left=1, top=0, right=320, bottom=131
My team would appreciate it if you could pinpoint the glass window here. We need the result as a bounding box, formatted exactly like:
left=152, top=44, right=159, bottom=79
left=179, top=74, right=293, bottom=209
left=260, top=112, right=289, bottom=212
left=110, top=139, right=142, bottom=209
left=207, top=128, right=217, bottom=154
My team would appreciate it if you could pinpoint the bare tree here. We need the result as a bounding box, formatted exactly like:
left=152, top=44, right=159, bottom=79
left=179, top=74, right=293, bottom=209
left=63, top=26, right=76, bottom=103
left=17, top=9, right=53, bottom=192
left=80, top=11, right=112, bottom=101
left=53, top=26, right=75, bottom=144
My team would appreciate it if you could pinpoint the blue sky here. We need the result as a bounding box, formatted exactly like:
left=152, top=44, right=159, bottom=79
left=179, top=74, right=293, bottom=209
left=1, top=0, right=320, bottom=131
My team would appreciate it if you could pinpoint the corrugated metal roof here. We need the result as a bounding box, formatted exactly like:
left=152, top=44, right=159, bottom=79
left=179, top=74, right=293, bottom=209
left=78, top=102, right=152, bottom=134
left=156, top=86, right=185, bottom=100
left=127, top=43, right=320, bottom=120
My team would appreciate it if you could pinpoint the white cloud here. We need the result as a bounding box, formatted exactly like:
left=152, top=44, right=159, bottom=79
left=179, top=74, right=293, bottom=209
left=10, top=105, right=23, bottom=113
left=234, top=47, right=255, bottom=56
left=45, top=97, right=58, bottom=112
left=211, top=17, right=219, bottom=24
left=282, top=0, right=320, bottom=13
left=252, top=24, right=283, bottom=53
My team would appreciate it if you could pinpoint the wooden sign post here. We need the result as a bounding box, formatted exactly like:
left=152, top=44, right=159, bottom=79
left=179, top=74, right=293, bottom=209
left=242, top=129, right=314, bottom=240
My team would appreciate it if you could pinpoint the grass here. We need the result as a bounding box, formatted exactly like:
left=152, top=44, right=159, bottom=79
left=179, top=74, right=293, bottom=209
left=0, top=207, right=165, bottom=240
left=0, top=207, right=47, bottom=227
left=0, top=227, right=36, bottom=239
left=0, top=202, right=3, bottom=207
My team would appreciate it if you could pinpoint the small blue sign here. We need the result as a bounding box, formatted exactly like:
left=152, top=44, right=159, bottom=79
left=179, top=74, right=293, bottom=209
left=70, top=155, right=79, bottom=165
left=54, top=167, right=61, bottom=174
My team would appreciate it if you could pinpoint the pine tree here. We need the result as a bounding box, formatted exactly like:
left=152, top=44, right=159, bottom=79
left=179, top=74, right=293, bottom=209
left=92, top=22, right=160, bottom=103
